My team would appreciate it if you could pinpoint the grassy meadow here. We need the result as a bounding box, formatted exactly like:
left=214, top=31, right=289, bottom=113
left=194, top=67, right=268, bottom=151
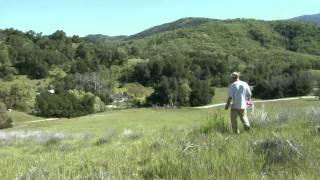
left=0, top=99, right=319, bottom=179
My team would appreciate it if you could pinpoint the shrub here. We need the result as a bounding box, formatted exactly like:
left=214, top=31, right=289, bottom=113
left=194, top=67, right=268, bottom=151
left=35, top=90, right=105, bottom=118
left=253, top=71, right=313, bottom=99
left=0, top=102, right=12, bottom=129
left=190, top=80, right=214, bottom=107
left=0, top=113, right=12, bottom=129
left=0, top=83, right=35, bottom=111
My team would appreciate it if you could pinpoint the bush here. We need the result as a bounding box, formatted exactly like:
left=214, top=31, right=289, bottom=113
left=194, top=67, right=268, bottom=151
left=190, top=80, right=214, bottom=107
left=253, top=71, right=313, bottom=99
left=0, top=83, right=35, bottom=111
left=0, top=113, right=13, bottom=129
left=35, top=90, right=105, bottom=118
left=0, top=102, right=13, bottom=129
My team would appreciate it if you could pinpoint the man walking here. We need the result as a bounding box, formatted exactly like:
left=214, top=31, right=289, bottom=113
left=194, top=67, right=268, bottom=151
left=225, top=72, right=252, bottom=134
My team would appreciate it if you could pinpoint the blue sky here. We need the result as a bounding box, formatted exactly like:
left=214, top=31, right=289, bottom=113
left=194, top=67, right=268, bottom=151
left=0, top=0, right=319, bottom=36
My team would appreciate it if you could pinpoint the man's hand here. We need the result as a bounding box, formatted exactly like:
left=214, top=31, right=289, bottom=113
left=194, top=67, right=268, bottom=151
left=225, top=104, right=229, bottom=110
left=225, top=97, right=232, bottom=111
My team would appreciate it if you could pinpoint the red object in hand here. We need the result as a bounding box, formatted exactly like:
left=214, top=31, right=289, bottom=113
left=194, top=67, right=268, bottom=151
left=246, top=100, right=254, bottom=112
left=246, top=100, right=252, bottom=105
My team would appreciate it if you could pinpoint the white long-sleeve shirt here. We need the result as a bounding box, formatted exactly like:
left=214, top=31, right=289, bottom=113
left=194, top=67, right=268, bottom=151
left=228, top=80, right=251, bottom=109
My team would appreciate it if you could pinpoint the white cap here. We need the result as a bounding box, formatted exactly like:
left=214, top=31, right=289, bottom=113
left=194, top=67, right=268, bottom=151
left=231, top=72, right=240, bottom=78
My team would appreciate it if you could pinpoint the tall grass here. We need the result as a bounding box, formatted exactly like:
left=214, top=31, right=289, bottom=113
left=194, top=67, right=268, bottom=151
left=248, top=106, right=269, bottom=127
left=201, top=113, right=229, bottom=133
left=249, top=105, right=298, bottom=128
left=0, top=102, right=320, bottom=179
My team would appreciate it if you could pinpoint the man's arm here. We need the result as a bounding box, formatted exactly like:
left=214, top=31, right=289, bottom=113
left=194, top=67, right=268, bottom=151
left=226, top=86, right=233, bottom=110
left=225, top=97, right=232, bottom=110
left=246, top=84, right=252, bottom=101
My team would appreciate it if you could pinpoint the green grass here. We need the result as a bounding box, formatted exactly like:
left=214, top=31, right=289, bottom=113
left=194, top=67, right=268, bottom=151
left=6, top=99, right=318, bottom=134
left=211, top=87, right=261, bottom=104
left=8, top=111, right=43, bottom=123
left=8, top=108, right=215, bottom=135
left=310, top=69, right=320, bottom=76
left=0, top=75, right=49, bottom=89
left=0, top=99, right=320, bottom=179
left=127, top=58, right=149, bottom=66
left=211, top=87, right=228, bottom=104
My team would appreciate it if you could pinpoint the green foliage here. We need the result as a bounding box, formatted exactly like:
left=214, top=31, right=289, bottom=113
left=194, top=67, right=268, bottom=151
left=0, top=63, right=16, bottom=80
left=48, top=67, right=67, bottom=80
left=52, top=70, right=115, bottom=104
left=0, top=113, right=12, bottom=129
left=125, top=19, right=320, bottom=103
left=0, top=28, right=128, bottom=81
left=35, top=90, right=105, bottom=118
left=0, top=102, right=12, bottom=129
left=0, top=43, right=16, bottom=80
left=123, top=83, right=153, bottom=100
left=146, top=76, right=193, bottom=106
left=190, top=80, right=214, bottom=106
left=49, top=30, right=67, bottom=41
left=0, top=82, right=35, bottom=111
left=147, top=76, right=173, bottom=106
left=1, top=19, right=320, bottom=109
left=254, top=71, right=313, bottom=99
left=128, top=17, right=213, bottom=40
left=272, top=21, right=320, bottom=55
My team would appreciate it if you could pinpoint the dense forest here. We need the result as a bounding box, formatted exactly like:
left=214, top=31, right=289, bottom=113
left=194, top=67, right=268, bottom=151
left=0, top=18, right=320, bottom=118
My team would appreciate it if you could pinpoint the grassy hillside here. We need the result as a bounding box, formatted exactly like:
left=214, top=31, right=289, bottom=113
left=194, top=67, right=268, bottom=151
left=0, top=75, right=49, bottom=89
left=128, top=17, right=215, bottom=40
left=1, top=99, right=319, bottom=179
left=124, top=19, right=320, bottom=104
left=6, top=98, right=316, bottom=134
left=129, top=19, right=320, bottom=57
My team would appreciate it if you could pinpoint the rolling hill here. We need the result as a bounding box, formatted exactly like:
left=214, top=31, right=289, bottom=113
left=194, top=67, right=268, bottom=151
left=1, top=17, right=320, bottom=106
left=128, top=17, right=216, bottom=40
left=291, top=13, right=320, bottom=25
left=128, top=18, right=320, bottom=59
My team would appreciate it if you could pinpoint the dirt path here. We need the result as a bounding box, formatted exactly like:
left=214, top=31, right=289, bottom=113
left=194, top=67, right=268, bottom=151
left=27, top=118, right=60, bottom=123
left=25, top=114, right=110, bottom=124
left=23, top=96, right=317, bottom=123
left=195, top=96, right=317, bottom=109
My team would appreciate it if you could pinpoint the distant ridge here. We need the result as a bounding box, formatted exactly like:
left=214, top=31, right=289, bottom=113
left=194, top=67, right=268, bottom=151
left=128, top=17, right=216, bottom=40
left=85, top=34, right=127, bottom=43
left=291, top=13, right=320, bottom=25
